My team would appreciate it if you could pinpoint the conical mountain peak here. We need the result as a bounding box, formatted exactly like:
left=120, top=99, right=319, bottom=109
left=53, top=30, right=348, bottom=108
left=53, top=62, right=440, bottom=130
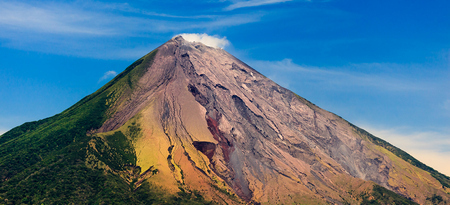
left=171, top=34, right=229, bottom=50
left=1, top=37, right=449, bottom=204
left=172, top=35, right=185, bottom=42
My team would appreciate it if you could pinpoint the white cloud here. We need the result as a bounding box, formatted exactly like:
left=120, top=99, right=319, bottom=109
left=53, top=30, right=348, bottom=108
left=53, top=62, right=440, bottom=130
left=361, top=125, right=450, bottom=177
left=178, top=33, right=230, bottom=48
left=0, top=1, right=260, bottom=37
left=0, top=1, right=260, bottom=58
left=0, top=129, right=7, bottom=135
left=83, top=1, right=216, bottom=19
left=0, top=1, right=115, bottom=36
left=99, top=71, right=117, bottom=82
left=248, top=59, right=434, bottom=92
left=225, top=0, right=292, bottom=10
left=195, top=14, right=262, bottom=29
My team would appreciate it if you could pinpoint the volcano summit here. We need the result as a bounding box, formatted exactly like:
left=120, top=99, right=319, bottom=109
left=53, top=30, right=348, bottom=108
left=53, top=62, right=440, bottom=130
left=0, top=36, right=449, bottom=204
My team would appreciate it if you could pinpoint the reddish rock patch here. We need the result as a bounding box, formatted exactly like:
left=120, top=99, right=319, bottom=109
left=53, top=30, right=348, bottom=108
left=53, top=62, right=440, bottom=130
left=206, top=115, right=233, bottom=163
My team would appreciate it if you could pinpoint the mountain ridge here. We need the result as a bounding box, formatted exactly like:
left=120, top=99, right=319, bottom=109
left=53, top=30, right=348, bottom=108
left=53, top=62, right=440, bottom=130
left=0, top=36, right=449, bottom=204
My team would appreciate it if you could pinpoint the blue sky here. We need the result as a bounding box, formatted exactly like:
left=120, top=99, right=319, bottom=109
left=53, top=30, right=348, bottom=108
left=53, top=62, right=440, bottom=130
left=0, top=0, right=449, bottom=175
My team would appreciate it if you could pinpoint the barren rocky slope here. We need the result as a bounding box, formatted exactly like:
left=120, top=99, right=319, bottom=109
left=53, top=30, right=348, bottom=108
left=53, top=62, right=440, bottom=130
left=1, top=36, right=449, bottom=204
left=94, top=36, right=450, bottom=204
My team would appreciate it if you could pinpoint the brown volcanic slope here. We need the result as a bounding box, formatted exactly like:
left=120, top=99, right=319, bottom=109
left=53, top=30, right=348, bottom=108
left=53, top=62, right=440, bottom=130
left=4, top=36, right=447, bottom=204
left=83, top=36, right=449, bottom=204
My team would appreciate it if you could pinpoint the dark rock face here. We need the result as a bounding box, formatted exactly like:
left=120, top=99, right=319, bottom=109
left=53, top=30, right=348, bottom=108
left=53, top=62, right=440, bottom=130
left=94, top=36, right=448, bottom=204
left=192, top=141, right=216, bottom=160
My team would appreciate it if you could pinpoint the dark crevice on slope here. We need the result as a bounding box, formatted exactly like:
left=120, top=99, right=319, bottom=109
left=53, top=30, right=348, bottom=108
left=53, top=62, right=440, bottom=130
left=232, top=95, right=277, bottom=140
left=193, top=141, right=216, bottom=160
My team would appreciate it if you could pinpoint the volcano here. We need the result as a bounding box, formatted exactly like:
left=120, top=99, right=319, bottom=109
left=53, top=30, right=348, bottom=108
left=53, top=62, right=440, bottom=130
left=1, top=36, right=449, bottom=204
